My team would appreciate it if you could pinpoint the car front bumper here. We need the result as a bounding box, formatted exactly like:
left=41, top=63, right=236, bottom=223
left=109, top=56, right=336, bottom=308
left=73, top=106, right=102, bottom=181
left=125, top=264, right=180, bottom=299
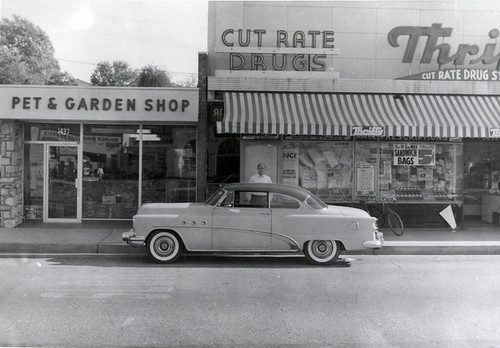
left=122, top=229, right=146, bottom=247
left=363, top=231, right=384, bottom=249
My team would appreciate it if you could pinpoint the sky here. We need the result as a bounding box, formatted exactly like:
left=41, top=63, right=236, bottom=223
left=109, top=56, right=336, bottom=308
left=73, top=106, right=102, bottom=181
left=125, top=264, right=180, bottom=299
left=1, top=0, right=209, bottom=83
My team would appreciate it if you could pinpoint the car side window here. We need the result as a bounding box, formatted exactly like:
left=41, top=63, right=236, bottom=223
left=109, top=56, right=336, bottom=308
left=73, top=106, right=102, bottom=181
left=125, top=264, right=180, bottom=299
left=220, top=191, right=234, bottom=207
left=233, top=191, right=268, bottom=208
left=270, top=193, right=300, bottom=209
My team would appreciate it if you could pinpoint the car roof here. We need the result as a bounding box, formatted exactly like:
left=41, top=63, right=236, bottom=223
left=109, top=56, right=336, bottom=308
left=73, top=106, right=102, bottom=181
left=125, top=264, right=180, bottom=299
left=221, top=183, right=313, bottom=202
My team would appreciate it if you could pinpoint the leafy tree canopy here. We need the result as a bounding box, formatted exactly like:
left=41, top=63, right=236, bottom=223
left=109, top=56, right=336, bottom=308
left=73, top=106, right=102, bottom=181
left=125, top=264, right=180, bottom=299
left=90, top=60, right=137, bottom=86
left=0, top=15, right=76, bottom=85
left=137, top=65, right=172, bottom=87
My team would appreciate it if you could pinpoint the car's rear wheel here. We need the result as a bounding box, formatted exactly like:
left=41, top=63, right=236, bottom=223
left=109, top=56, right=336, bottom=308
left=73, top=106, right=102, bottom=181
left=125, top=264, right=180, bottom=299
left=146, top=231, right=183, bottom=264
left=304, top=240, right=340, bottom=265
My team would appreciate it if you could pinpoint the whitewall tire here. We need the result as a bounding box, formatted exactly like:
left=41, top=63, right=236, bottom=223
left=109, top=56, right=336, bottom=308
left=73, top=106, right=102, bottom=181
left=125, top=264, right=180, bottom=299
left=304, top=240, right=340, bottom=265
left=146, top=231, right=183, bottom=264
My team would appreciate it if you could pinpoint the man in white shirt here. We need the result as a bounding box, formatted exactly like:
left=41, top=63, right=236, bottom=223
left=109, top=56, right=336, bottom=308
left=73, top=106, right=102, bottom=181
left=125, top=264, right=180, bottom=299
left=248, top=163, right=272, bottom=206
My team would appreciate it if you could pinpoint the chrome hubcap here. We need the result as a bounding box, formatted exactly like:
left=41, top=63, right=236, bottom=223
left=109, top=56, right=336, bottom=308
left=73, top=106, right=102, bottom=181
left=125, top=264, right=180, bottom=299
left=311, top=240, right=333, bottom=259
left=153, top=236, right=175, bottom=257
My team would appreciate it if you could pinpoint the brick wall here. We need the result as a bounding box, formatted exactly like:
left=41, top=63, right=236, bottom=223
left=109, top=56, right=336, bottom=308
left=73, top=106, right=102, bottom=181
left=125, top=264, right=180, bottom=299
left=0, top=120, right=24, bottom=228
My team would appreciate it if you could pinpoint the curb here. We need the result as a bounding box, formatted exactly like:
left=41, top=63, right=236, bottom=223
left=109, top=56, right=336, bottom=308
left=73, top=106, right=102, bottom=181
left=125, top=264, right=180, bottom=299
left=0, top=243, right=144, bottom=254
left=376, top=241, right=500, bottom=255
left=375, top=246, right=500, bottom=255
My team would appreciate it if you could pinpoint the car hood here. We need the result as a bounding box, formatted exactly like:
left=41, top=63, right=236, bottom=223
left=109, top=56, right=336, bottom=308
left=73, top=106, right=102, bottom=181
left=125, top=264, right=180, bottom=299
left=136, top=203, right=207, bottom=215
left=325, top=205, right=371, bottom=218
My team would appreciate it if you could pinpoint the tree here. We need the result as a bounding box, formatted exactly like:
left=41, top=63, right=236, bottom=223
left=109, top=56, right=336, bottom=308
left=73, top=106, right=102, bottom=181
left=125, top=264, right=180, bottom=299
left=90, top=60, right=137, bottom=86
left=179, top=75, right=198, bottom=88
left=0, top=15, right=76, bottom=85
left=136, top=65, right=172, bottom=87
left=46, top=71, right=77, bottom=86
left=0, top=46, right=30, bottom=84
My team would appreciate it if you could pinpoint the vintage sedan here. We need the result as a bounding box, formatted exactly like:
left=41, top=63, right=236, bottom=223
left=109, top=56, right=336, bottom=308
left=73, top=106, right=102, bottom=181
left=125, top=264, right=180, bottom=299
left=122, top=183, right=383, bottom=265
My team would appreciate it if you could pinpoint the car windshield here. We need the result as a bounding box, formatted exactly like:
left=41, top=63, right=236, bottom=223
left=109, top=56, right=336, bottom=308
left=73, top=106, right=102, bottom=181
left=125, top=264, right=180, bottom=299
left=205, top=187, right=226, bottom=206
left=305, top=194, right=328, bottom=210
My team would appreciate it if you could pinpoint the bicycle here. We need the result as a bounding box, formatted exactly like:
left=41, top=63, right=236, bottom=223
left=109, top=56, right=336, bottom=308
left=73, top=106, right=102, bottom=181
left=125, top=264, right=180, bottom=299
left=358, top=198, right=404, bottom=236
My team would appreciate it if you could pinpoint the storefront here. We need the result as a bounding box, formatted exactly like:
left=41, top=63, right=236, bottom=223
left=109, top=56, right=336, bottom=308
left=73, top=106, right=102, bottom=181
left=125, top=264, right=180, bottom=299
left=206, top=1, right=500, bottom=227
left=0, top=85, right=198, bottom=227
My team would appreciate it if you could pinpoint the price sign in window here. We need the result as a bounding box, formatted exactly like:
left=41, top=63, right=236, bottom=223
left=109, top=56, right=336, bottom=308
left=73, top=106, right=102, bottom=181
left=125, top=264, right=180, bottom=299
left=394, top=144, right=435, bottom=166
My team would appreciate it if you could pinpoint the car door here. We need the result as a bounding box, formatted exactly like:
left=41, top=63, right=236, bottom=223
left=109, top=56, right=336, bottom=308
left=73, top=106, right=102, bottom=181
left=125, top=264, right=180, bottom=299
left=212, top=189, right=272, bottom=250
left=270, top=192, right=302, bottom=251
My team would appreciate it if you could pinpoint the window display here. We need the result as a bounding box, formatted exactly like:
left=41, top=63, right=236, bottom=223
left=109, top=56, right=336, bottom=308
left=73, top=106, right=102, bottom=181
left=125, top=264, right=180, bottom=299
left=280, top=140, right=462, bottom=204
left=142, top=126, right=197, bottom=204
left=385, top=142, right=462, bottom=202
left=282, top=141, right=353, bottom=202
left=82, top=125, right=140, bottom=219
left=463, top=141, right=500, bottom=216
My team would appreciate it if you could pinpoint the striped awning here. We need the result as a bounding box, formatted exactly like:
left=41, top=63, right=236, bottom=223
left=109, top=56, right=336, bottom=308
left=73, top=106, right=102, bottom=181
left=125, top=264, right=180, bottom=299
left=217, top=92, right=500, bottom=138
left=218, top=92, right=412, bottom=137
left=402, top=95, right=499, bottom=138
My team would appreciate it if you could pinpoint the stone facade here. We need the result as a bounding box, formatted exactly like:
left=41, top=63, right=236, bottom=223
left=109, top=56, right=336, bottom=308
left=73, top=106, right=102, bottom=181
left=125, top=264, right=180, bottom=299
left=0, top=120, right=23, bottom=228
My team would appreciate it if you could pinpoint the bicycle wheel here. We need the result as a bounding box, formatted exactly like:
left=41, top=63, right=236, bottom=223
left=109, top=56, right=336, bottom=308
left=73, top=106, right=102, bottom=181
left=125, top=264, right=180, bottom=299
left=387, top=210, right=404, bottom=236
left=366, top=205, right=385, bottom=228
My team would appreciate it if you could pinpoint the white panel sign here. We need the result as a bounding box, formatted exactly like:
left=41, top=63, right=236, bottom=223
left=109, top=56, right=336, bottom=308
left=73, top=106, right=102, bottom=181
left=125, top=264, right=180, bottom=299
left=0, top=86, right=198, bottom=123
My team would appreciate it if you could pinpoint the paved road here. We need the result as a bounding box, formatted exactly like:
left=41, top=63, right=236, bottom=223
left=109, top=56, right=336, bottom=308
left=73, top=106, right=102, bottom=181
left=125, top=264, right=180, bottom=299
left=0, top=254, right=499, bottom=347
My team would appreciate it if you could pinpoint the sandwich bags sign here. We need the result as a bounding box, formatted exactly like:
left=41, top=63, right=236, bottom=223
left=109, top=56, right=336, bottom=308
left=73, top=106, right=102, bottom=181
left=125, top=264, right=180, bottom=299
left=394, top=144, right=435, bottom=166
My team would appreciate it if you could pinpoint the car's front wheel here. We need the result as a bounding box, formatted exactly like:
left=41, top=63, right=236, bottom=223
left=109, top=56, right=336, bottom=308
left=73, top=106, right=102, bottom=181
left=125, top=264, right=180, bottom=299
left=146, top=230, right=183, bottom=264
left=304, top=240, right=340, bottom=265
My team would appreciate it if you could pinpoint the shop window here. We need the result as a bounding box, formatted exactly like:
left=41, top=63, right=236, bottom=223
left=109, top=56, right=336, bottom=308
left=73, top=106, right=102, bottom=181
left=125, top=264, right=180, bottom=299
left=378, top=142, right=462, bottom=203
left=82, top=125, right=139, bottom=219
left=23, top=144, right=44, bottom=219
left=208, top=138, right=240, bottom=195
left=281, top=141, right=353, bottom=202
left=141, top=126, right=197, bottom=204
left=463, top=141, right=499, bottom=216
left=280, top=140, right=462, bottom=205
left=243, top=141, right=278, bottom=184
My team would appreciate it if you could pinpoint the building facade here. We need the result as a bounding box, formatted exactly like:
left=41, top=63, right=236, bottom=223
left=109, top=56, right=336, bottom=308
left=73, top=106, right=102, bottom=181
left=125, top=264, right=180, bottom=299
left=0, top=86, right=198, bottom=227
left=206, top=1, right=500, bottom=227
left=4, top=1, right=500, bottom=229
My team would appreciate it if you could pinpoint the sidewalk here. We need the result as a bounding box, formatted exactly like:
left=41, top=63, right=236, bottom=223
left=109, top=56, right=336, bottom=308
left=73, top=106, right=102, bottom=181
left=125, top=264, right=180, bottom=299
left=0, top=220, right=499, bottom=255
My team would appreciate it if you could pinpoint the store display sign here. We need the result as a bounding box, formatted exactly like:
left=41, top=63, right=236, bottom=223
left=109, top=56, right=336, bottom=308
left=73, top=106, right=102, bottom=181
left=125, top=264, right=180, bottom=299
left=489, top=128, right=500, bottom=138
left=207, top=101, right=224, bottom=122
left=389, top=23, right=500, bottom=80
left=356, top=163, right=375, bottom=195
left=351, top=126, right=384, bottom=136
left=282, top=146, right=299, bottom=186
left=393, top=144, right=435, bottom=166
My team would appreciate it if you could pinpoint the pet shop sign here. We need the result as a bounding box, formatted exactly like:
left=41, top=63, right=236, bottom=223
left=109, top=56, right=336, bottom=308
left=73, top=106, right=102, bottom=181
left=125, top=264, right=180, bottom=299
left=394, top=144, right=435, bottom=166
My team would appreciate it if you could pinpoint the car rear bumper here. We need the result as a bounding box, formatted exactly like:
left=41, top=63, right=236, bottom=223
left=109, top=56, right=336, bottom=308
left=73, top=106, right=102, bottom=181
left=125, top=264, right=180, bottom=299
left=122, top=229, right=146, bottom=247
left=363, top=231, right=384, bottom=249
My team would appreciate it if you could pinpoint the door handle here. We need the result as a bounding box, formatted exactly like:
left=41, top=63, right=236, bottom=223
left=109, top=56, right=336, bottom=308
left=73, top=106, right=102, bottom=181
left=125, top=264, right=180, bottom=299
left=74, top=178, right=78, bottom=189
left=261, top=212, right=271, bottom=215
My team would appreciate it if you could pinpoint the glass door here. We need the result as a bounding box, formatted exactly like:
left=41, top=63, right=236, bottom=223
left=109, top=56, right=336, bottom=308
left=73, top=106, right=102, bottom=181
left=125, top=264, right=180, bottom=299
left=44, top=144, right=81, bottom=222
